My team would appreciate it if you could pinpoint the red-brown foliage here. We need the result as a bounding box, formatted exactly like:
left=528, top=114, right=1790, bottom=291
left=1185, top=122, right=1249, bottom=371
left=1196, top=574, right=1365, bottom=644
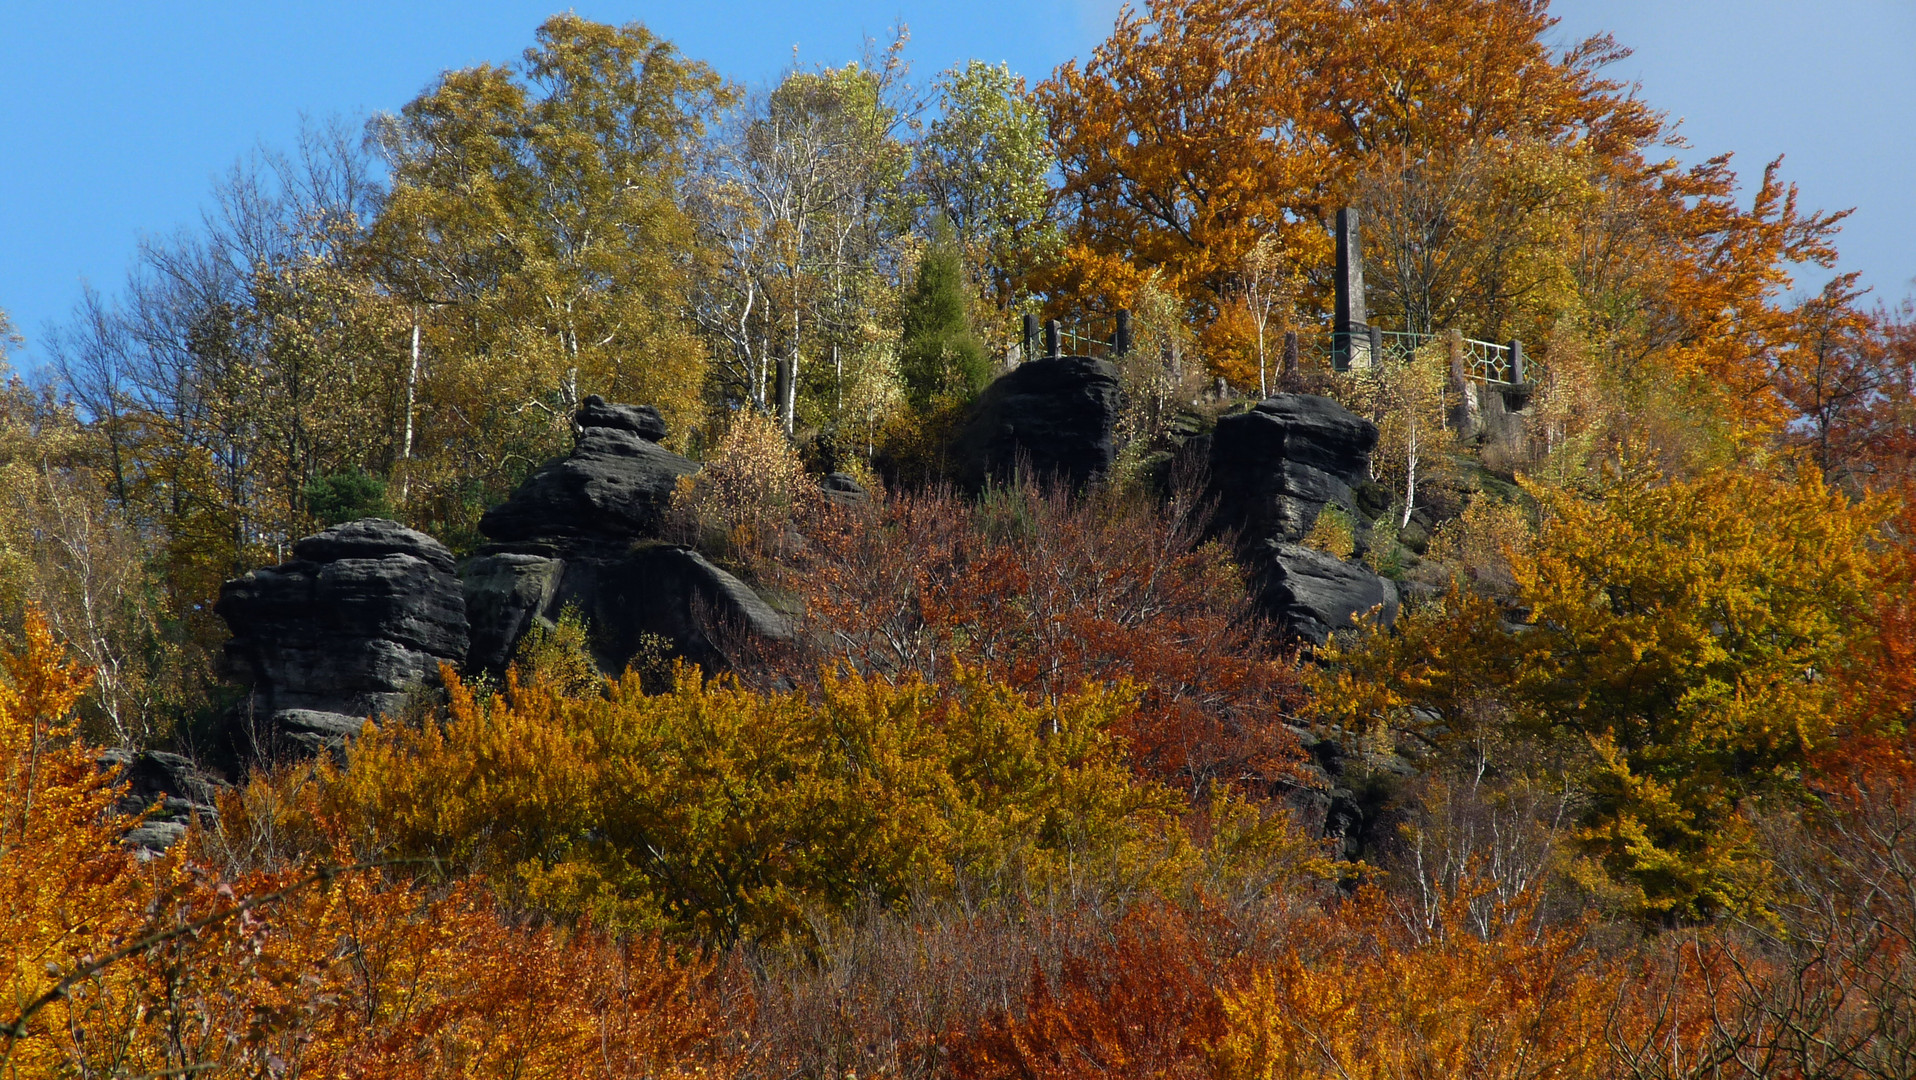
left=949, top=903, right=1228, bottom=1080
left=772, top=480, right=1306, bottom=796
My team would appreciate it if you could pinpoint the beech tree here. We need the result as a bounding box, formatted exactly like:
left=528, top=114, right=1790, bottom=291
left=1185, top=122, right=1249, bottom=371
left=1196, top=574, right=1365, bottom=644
left=370, top=14, right=725, bottom=528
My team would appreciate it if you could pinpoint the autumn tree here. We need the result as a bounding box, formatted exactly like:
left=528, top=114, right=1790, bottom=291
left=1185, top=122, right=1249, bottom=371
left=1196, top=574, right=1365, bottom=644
left=1039, top=0, right=1658, bottom=329
left=916, top=61, right=1061, bottom=310
left=1316, top=465, right=1891, bottom=920
left=1772, top=277, right=1916, bottom=490
left=369, top=15, right=725, bottom=532
left=776, top=480, right=1306, bottom=797
left=689, top=50, right=913, bottom=435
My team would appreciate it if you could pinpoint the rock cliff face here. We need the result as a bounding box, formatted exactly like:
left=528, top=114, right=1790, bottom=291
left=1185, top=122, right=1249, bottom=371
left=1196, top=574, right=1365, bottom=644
left=215, top=518, right=469, bottom=757
left=1206, top=394, right=1400, bottom=644
left=954, top=356, right=1123, bottom=491
left=99, top=749, right=228, bottom=855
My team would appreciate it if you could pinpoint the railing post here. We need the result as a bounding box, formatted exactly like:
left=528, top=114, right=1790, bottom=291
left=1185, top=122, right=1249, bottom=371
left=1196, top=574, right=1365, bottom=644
left=1507, top=339, right=1525, bottom=384
left=1045, top=319, right=1061, bottom=359
left=1022, top=313, right=1038, bottom=364
left=1447, top=329, right=1480, bottom=440
left=1113, top=309, right=1132, bottom=357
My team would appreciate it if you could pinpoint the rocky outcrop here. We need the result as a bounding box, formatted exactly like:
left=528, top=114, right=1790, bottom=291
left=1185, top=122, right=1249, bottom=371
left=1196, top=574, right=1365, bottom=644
left=955, top=356, right=1123, bottom=491
left=463, top=544, right=792, bottom=679
left=465, top=399, right=791, bottom=677
left=1207, top=394, right=1380, bottom=545
left=216, top=518, right=469, bottom=756
left=1253, top=541, right=1399, bottom=646
left=478, top=397, right=698, bottom=550
left=821, top=472, right=869, bottom=507
left=1207, top=394, right=1399, bottom=644
left=100, top=749, right=228, bottom=855
left=461, top=551, right=569, bottom=672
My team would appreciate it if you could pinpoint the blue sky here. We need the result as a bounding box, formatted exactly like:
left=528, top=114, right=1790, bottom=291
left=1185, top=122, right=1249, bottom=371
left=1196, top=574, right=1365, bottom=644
left=3, top=1, right=1912, bottom=374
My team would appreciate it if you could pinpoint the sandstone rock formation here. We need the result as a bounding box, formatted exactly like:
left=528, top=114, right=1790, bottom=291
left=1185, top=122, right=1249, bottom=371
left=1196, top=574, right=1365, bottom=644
left=1207, top=394, right=1380, bottom=544
left=461, top=543, right=792, bottom=678
left=99, top=749, right=228, bottom=854
left=464, top=398, right=791, bottom=677
left=215, top=518, right=469, bottom=756
left=1206, top=394, right=1399, bottom=643
left=478, top=396, right=698, bottom=550
left=954, top=356, right=1123, bottom=491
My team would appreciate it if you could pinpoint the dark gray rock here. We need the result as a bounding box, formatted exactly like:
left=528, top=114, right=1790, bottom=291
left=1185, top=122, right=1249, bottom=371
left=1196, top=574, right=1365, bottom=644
left=576, top=394, right=667, bottom=442
left=291, top=517, right=456, bottom=573
left=462, top=543, right=791, bottom=679
left=99, top=749, right=228, bottom=855
left=955, top=356, right=1123, bottom=491
left=1207, top=394, right=1379, bottom=544
left=1256, top=542, right=1400, bottom=645
left=551, top=544, right=792, bottom=676
left=478, top=409, right=699, bottom=549
left=217, top=518, right=469, bottom=737
left=822, top=472, right=870, bottom=506
left=467, top=398, right=798, bottom=675
left=461, top=552, right=567, bottom=672
left=269, top=709, right=371, bottom=761
left=1202, top=395, right=1400, bottom=643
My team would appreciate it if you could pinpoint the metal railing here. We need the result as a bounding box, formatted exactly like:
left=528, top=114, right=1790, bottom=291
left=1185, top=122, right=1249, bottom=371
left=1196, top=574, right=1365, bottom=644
left=1331, top=325, right=1529, bottom=385
left=1012, top=312, right=1133, bottom=362
left=1008, top=311, right=1533, bottom=388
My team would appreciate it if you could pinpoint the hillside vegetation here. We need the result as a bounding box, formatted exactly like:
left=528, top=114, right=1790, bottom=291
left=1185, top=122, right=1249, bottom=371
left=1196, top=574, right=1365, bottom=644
left=5, top=2, right=1916, bottom=1077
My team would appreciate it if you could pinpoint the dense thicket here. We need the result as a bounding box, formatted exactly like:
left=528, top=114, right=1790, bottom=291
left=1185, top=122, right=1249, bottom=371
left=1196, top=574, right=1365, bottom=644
left=6, top=1, right=1916, bottom=1075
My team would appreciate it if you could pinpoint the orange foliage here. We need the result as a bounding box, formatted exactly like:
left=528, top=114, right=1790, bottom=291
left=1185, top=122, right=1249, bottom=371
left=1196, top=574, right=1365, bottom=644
left=1041, top=0, right=1846, bottom=433
left=0, top=613, right=735, bottom=1079
left=950, top=886, right=1633, bottom=1080
left=1039, top=0, right=1658, bottom=320
left=950, top=904, right=1227, bottom=1080
left=776, top=481, right=1306, bottom=796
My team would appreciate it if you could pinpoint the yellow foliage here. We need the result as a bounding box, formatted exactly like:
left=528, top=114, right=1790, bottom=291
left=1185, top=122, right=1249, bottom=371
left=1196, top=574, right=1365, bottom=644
left=0, top=612, right=152, bottom=1072
left=1318, top=465, right=1891, bottom=919
left=2, top=613, right=735, bottom=1078
left=670, top=408, right=815, bottom=563
left=281, top=662, right=1198, bottom=944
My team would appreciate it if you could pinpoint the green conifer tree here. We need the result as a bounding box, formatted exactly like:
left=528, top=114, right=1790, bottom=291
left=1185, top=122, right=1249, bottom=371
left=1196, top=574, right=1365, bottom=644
left=900, top=230, right=990, bottom=409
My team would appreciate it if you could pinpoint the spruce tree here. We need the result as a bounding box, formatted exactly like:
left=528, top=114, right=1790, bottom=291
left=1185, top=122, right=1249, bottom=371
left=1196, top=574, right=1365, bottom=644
left=900, top=234, right=989, bottom=409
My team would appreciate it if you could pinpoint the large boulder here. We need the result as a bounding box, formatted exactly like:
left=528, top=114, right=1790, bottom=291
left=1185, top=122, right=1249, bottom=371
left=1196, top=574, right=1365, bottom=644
left=955, top=356, right=1123, bottom=491
left=99, top=749, right=228, bottom=855
left=478, top=398, right=699, bottom=550
left=216, top=518, right=469, bottom=754
left=465, top=398, right=792, bottom=676
left=461, top=552, right=569, bottom=672
left=1254, top=541, right=1400, bottom=646
left=1207, top=394, right=1379, bottom=544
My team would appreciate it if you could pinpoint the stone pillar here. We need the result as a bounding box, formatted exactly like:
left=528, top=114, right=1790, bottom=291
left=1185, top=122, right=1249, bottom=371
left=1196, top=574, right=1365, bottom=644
left=1333, top=207, right=1368, bottom=372
left=1366, top=325, right=1384, bottom=373
left=1114, top=309, right=1133, bottom=356
left=775, top=356, right=795, bottom=432
left=1045, top=319, right=1061, bottom=359
left=1022, top=313, right=1039, bottom=364
left=1281, top=329, right=1301, bottom=388
left=1507, top=338, right=1525, bottom=384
